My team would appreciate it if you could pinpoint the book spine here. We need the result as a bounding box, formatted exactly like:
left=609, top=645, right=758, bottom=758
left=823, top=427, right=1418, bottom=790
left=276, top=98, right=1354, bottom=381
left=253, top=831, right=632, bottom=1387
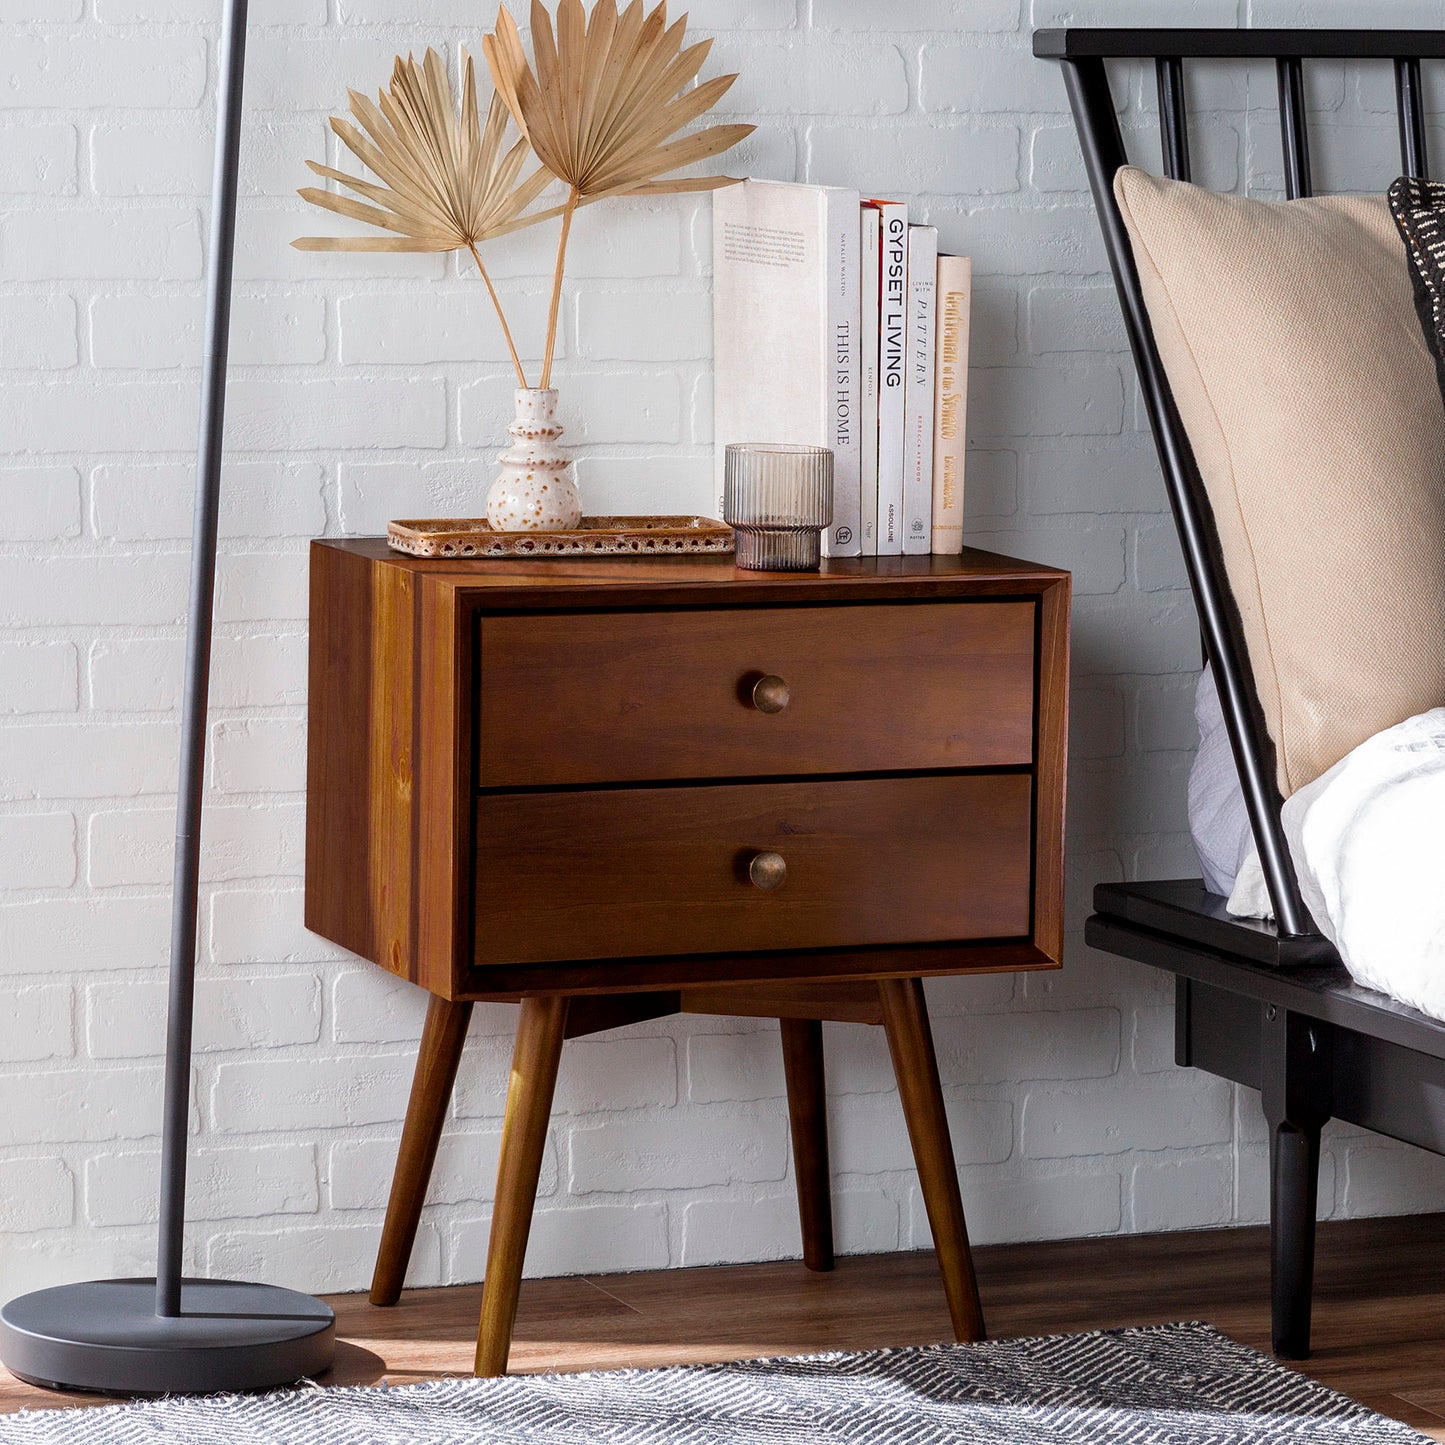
left=822, top=188, right=862, bottom=558
left=858, top=205, right=881, bottom=555
left=902, top=224, right=937, bottom=554
left=931, top=254, right=972, bottom=555
left=875, top=201, right=908, bottom=555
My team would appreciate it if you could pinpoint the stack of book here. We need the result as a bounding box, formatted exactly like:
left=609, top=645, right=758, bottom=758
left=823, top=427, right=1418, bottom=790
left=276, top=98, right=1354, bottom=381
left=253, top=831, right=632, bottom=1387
left=712, top=179, right=973, bottom=558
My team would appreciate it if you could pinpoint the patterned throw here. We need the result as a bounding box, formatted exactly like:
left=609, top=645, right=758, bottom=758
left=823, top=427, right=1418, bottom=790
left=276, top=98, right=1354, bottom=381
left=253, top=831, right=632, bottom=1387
left=0, top=1322, right=1427, bottom=1444
left=1388, top=174, right=1445, bottom=396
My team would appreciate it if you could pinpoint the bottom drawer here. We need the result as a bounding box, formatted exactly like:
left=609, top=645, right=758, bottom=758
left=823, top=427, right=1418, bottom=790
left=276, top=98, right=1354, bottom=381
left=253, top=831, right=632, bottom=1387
left=474, top=774, right=1032, bottom=967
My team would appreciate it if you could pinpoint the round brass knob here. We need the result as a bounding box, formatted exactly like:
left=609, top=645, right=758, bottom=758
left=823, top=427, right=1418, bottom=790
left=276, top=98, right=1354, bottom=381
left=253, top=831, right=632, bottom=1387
left=751, top=675, right=790, bottom=715
left=748, top=851, right=787, bottom=890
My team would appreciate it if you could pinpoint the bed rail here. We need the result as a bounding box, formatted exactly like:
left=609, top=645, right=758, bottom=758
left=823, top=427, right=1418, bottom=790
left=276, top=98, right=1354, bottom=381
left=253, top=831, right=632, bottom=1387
left=1033, top=29, right=1445, bottom=60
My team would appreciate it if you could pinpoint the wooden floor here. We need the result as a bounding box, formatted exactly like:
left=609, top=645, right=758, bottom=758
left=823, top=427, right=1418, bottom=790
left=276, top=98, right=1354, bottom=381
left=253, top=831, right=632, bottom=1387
left=5, top=1214, right=1445, bottom=1434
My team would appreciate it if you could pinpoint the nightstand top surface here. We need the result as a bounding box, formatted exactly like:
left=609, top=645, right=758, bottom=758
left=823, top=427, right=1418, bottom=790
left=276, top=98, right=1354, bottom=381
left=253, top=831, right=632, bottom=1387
left=314, top=538, right=1068, bottom=594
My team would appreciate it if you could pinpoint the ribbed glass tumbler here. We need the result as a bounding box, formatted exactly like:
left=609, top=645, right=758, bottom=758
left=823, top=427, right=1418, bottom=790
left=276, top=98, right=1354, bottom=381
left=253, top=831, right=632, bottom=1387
left=723, top=443, right=834, bottom=572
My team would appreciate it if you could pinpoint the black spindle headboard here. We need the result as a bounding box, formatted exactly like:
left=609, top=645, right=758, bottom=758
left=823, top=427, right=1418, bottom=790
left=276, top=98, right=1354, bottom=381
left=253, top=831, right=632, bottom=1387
left=1032, top=28, right=1443, bottom=961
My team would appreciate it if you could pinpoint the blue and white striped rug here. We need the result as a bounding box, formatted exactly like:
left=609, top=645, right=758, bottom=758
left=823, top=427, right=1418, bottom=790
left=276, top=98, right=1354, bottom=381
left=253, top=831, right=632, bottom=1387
left=0, top=1322, right=1427, bottom=1443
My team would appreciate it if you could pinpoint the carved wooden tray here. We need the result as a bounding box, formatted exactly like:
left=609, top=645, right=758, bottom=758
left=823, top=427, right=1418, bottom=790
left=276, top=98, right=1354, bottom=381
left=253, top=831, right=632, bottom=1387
left=387, top=516, right=735, bottom=559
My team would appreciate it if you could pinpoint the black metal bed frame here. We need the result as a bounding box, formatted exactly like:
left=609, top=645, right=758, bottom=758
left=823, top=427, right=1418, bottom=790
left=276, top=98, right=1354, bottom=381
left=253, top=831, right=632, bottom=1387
left=1035, top=27, right=1445, bottom=1360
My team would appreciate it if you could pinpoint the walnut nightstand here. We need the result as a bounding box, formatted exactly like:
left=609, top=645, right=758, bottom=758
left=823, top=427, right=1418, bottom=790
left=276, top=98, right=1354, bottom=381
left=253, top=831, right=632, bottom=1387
left=305, top=541, right=1069, bottom=1375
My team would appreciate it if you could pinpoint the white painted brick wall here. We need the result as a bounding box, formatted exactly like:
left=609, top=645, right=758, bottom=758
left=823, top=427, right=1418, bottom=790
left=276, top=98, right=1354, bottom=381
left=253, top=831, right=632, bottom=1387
left=0, top=1158, right=74, bottom=1234
left=0, top=643, right=79, bottom=714
left=5, top=0, right=1445, bottom=1303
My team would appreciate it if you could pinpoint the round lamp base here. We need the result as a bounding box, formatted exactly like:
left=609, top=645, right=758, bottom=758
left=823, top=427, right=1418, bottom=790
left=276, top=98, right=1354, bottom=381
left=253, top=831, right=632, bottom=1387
left=0, top=1278, right=335, bottom=1398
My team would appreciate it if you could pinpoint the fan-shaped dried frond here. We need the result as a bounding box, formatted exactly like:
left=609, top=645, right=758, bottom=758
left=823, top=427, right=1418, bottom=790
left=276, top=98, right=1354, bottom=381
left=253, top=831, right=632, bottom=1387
left=483, top=0, right=754, bottom=203
left=484, top=0, right=753, bottom=385
left=294, top=48, right=560, bottom=253
left=294, top=47, right=561, bottom=385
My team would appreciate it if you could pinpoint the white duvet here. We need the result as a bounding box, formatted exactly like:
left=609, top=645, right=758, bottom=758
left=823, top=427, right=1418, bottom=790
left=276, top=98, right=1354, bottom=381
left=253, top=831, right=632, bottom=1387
left=1228, top=708, right=1445, bottom=1021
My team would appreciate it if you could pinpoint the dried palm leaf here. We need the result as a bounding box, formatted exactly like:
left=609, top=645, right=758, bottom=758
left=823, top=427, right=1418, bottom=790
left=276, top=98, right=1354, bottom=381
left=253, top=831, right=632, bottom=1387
left=294, top=48, right=561, bottom=386
left=484, top=0, right=754, bottom=385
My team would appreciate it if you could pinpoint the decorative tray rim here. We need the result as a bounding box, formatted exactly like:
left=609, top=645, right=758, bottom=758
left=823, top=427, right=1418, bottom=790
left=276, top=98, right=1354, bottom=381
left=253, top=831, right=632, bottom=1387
left=387, top=515, right=736, bottom=559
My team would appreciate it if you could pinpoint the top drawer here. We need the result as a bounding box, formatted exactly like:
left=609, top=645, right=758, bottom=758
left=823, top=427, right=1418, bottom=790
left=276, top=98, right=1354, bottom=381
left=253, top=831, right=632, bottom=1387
left=477, top=601, right=1035, bottom=787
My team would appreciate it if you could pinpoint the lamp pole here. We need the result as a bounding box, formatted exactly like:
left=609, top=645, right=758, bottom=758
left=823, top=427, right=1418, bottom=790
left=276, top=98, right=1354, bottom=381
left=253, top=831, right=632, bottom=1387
left=154, top=0, right=251, bottom=1323
left=0, top=0, right=336, bottom=1395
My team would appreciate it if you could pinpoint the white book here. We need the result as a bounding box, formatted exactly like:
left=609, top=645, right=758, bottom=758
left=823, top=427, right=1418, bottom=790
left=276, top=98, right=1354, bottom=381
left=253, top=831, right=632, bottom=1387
left=874, top=199, right=908, bottom=555
left=932, top=253, right=972, bottom=556
left=712, top=179, right=862, bottom=557
left=858, top=204, right=881, bottom=555
left=902, top=224, right=937, bottom=555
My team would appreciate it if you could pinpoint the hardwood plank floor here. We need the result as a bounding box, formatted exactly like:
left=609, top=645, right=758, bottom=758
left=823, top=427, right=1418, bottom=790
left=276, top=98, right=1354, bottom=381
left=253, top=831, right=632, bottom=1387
left=4, top=1213, right=1444, bottom=1435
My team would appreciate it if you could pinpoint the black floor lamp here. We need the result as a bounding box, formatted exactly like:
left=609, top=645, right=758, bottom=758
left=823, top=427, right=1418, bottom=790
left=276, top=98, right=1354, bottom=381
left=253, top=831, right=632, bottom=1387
left=0, top=0, right=336, bottom=1396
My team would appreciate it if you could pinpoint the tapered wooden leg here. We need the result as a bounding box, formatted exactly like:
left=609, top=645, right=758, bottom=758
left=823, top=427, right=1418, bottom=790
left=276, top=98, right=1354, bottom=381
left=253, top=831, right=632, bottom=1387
left=878, top=977, right=985, bottom=1342
left=371, top=994, right=474, bottom=1306
left=475, top=994, right=570, bottom=1377
left=781, top=1017, right=835, bottom=1272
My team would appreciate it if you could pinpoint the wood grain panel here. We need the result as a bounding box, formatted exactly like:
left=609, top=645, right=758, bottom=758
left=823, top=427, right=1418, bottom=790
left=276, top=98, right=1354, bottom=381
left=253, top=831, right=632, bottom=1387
left=477, top=602, right=1036, bottom=787
left=305, top=542, right=420, bottom=981
left=681, top=981, right=884, bottom=1023
left=1033, top=576, right=1071, bottom=964
left=311, top=539, right=1071, bottom=603
left=305, top=543, right=1070, bottom=1000
left=458, top=941, right=1054, bottom=1000
left=413, top=577, right=473, bottom=996
left=473, top=775, right=1032, bottom=967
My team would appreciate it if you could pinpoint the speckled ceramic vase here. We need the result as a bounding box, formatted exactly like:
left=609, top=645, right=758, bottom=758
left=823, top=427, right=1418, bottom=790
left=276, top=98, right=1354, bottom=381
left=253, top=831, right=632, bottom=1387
left=485, top=387, right=582, bottom=533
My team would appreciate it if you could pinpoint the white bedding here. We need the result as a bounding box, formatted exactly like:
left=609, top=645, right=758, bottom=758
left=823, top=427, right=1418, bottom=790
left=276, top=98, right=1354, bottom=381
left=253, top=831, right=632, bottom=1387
left=1226, top=708, right=1445, bottom=1022
left=1187, top=664, right=1254, bottom=898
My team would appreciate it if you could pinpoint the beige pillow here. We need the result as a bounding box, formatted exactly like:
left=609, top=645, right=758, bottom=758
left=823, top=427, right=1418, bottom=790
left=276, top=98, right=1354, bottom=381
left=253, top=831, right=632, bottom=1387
left=1114, top=167, right=1445, bottom=795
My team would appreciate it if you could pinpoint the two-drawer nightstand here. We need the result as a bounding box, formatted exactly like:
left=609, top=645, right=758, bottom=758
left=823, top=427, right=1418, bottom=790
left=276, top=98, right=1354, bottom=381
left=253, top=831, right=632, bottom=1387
left=305, top=542, right=1070, bottom=1375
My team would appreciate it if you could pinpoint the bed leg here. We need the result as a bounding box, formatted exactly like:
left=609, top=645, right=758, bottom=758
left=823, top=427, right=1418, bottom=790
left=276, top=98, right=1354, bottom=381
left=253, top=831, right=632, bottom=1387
left=1261, top=1006, right=1332, bottom=1360
left=1268, top=1116, right=1322, bottom=1359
